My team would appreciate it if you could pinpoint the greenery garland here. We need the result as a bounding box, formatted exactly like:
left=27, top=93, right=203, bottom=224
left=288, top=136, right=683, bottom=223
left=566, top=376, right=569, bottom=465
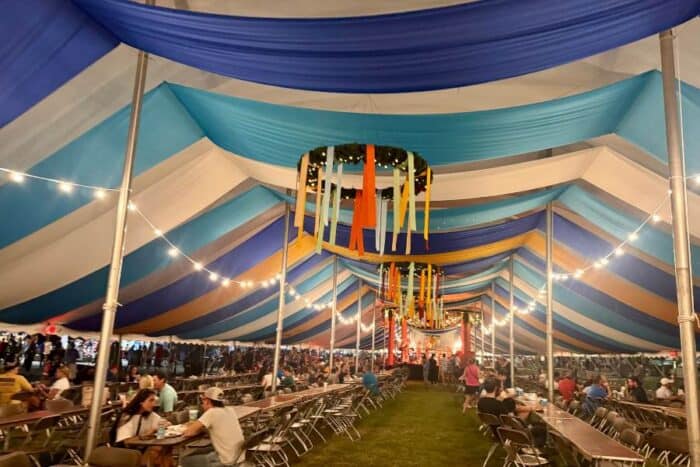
left=298, top=143, right=433, bottom=200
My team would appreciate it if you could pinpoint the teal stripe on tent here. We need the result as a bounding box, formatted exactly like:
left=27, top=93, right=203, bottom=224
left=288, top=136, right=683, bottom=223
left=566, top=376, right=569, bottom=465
left=0, top=186, right=281, bottom=324
left=0, top=84, right=204, bottom=248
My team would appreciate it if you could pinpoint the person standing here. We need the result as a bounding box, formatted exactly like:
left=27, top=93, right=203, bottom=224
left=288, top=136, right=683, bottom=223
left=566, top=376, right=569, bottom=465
left=429, top=354, right=438, bottom=384
left=423, top=354, right=430, bottom=385
left=461, top=359, right=480, bottom=411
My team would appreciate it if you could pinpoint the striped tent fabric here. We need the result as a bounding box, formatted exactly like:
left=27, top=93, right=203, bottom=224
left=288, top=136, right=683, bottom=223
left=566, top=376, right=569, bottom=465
left=2, top=1, right=700, bottom=354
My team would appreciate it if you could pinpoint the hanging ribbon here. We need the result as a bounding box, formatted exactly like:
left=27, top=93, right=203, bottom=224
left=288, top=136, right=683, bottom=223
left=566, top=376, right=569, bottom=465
left=407, top=261, right=415, bottom=318
left=379, top=264, right=384, bottom=301
left=398, top=176, right=411, bottom=254
left=378, top=198, right=388, bottom=256
left=294, top=153, right=309, bottom=239
left=349, top=190, right=365, bottom=256
left=314, top=167, right=323, bottom=239
left=426, top=264, right=433, bottom=327
left=329, top=163, right=343, bottom=245
left=424, top=167, right=431, bottom=250
left=392, top=169, right=400, bottom=251
left=419, top=269, right=426, bottom=309
left=363, top=144, right=376, bottom=227
left=408, top=152, right=417, bottom=232
left=375, top=193, right=382, bottom=252
left=319, top=147, right=335, bottom=227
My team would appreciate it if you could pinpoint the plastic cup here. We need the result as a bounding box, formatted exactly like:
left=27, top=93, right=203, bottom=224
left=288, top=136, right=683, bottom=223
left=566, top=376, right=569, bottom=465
left=188, top=409, right=198, bottom=421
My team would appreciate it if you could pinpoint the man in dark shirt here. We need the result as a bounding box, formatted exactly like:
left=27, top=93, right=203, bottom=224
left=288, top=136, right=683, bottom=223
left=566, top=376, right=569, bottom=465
left=477, top=378, right=505, bottom=416
left=627, top=377, right=649, bottom=403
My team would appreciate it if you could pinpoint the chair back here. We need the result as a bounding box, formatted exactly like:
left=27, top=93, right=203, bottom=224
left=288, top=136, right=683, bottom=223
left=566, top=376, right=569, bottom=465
left=46, top=398, right=74, bottom=412
left=88, top=446, right=141, bottom=467
left=497, top=426, right=533, bottom=448
left=620, top=428, right=645, bottom=450
left=568, top=400, right=580, bottom=415
left=548, top=430, right=580, bottom=466
left=32, top=414, right=61, bottom=431
left=500, top=414, right=527, bottom=430
left=0, top=452, right=32, bottom=467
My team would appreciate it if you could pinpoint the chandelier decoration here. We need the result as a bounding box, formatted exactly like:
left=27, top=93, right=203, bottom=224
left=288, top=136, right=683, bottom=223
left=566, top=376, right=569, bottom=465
left=378, top=261, right=448, bottom=330
left=294, top=144, right=433, bottom=256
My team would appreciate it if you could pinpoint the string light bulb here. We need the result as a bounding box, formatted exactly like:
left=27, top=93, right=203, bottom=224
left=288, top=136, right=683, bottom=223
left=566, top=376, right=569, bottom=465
left=221, top=278, right=230, bottom=287
left=193, top=262, right=203, bottom=271
left=628, top=232, right=639, bottom=242
left=652, top=214, right=661, bottom=223
left=58, top=181, right=73, bottom=193
left=167, top=247, right=178, bottom=258
left=615, top=247, right=624, bottom=257
left=209, top=272, right=218, bottom=282
left=94, top=189, right=107, bottom=200
left=9, top=171, right=25, bottom=183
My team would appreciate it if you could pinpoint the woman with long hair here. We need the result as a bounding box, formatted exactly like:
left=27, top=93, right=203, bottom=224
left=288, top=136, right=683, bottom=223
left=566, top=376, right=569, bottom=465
left=113, top=389, right=162, bottom=444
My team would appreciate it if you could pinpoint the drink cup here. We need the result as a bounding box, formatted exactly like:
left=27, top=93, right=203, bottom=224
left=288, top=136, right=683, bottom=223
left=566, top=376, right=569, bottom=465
left=189, top=409, right=198, bottom=421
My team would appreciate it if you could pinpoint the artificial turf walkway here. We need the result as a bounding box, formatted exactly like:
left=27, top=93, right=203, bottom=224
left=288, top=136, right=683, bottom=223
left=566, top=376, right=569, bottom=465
left=294, top=381, right=492, bottom=467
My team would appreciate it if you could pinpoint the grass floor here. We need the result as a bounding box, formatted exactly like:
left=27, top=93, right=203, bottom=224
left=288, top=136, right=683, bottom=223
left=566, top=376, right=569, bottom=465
left=294, top=381, right=492, bottom=467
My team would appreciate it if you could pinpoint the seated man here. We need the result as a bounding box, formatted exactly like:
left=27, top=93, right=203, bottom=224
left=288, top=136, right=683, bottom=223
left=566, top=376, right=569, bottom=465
left=627, top=377, right=649, bottom=403
left=361, top=368, right=379, bottom=395
left=656, top=377, right=677, bottom=401
left=0, top=361, right=36, bottom=407
left=153, top=371, right=178, bottom=414
left=582, top=374, right=608, bottom=416
left=183, top=387, right=245, bottom=467
left=477, top=378, right=505, bottom=417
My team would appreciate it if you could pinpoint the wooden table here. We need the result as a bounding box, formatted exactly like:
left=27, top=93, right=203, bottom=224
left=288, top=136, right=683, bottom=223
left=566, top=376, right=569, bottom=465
left=537, top=405, right=644, bottom=466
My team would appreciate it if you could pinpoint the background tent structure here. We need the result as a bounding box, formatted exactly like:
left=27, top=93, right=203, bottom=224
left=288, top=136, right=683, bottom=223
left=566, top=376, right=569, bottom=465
left=2, top=0, right=700, bottom=357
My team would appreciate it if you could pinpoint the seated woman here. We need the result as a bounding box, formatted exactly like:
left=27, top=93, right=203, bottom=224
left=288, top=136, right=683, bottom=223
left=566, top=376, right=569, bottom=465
left=45, top=366, right=71, bottom=400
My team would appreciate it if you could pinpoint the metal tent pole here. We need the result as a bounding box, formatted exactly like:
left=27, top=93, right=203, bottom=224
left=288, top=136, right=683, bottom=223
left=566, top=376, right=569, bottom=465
left=329, top=256, right=339, bottom=371
left=371, top=293, right=377, bottom=373
left=84, top=7, right=152, bottom=456
left=480, top=300, right=485, bottom=363
left=201, top=343, right=207, bottom=377
left=546, top=203, right=554, bottom=403
left=508, top=257, right=515, bottom=387
left=355, top=279, right=362, bottom=374
left=271, top=202, right=291, bottom=393
left=491, top=282, right=496, bottom=365
left=659, top=29, right=700, bottom=466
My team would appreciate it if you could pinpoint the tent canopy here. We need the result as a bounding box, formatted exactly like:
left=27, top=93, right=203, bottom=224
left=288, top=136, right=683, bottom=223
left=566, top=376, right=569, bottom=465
left=2, top=1, right=700, bottom=353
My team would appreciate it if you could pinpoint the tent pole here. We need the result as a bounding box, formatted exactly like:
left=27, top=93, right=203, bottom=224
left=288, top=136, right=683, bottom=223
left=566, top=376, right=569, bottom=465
left=371, top=292, right=376, bottom=373
left=480, top=300, right=485, bottom=363
left=271, top=202, right=291, bottom=393
left=201, top=343, right=207, bottom=377
left=84, top=3, right=152, bottom=456
left=491, top=282, right=496, bottom=366
left=660, top=29, right=700, bottom=466
left=508, top=257, right=515, bottom=387
left=329, top=255, right=339, bottom=372
left=546, top=202, right=554, bottom=402
left=355, top=279, right=362, bottom=374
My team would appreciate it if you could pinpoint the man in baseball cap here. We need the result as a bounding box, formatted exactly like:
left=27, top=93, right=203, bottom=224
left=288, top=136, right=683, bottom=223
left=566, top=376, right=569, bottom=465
left=182, top=387, right=245, bottom=466
left=656, top=377, right=675, bottom=401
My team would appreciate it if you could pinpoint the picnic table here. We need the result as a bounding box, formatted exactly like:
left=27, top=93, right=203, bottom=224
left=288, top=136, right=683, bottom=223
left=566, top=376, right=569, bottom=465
left=536, top=404, right=644, bottom=465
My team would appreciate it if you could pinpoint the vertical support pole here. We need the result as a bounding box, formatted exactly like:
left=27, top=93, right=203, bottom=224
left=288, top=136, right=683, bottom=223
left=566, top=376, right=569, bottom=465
left=84, top=3, right=152, bottom=455
left=383, top=308, right=387, bottom=370
left=491, top=282, right=496, bottom=364
left=355, top=279, right=362, bottom=374
left=371, top=293, right=376, bottom=373
left=271, top=202, right=291, bottom=393
left=509, top=257, right=515, bottom=387
left=546, top=203, right=555, bottom=402
left=168, top=336, right=174, bottom=376
left=480, top=300, right=485, bottom=363
left=201, top=343, right=207, bottom=377
left=659, top=29, right=700, bottom=466
left=462, top=314, right=472, bottom=357
left=329, top=255, right=339, bottom=371
left=387, top=310, right=395, bottom=367
left=401, top=317, right=408, bottom=362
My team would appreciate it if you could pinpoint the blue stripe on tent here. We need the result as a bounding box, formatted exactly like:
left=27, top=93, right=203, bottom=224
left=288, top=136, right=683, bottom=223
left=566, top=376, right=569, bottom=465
left=558, top=185, right=700, bottom=272
left=278, top=186, right=563, bottom=232
left=74, top=0, right=697, bottom=93
left=304, top=211, right=541, bottom=256
left=1, top=186, right=280, bottom=325
left=158, top=253, right=331, bottom=336
left=0, top=84, right=204, bottom=249
left=0, top=0, right=118, bottom=126
left=179, top=271, right=357, bottom=340
left=512, top=258, right=681, bottom=348
left=284, top=290, right=374, bottom=345
left=542, top=214, right=681, bottom=302
left=494, top=281, right=645, bottom=353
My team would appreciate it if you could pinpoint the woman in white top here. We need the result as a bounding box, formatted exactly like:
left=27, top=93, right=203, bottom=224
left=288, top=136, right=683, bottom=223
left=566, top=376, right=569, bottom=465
left=46, top=366, right=71, bottom=400
left=114, top=389, right=163, bottom=443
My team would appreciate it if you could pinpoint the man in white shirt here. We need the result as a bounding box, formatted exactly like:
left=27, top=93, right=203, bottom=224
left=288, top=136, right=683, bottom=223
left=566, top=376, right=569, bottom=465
left=182, top=387, right=245, bottom=466
left=261, top=371, right=279, bottom=392
left=656, top=377, right=675, bottom=400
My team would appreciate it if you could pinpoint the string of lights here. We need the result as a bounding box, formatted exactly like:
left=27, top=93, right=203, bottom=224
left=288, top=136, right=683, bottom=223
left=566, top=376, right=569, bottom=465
left=0, top=166, right=683, bottom=330
left=1, top=167, right=333, bottom=312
